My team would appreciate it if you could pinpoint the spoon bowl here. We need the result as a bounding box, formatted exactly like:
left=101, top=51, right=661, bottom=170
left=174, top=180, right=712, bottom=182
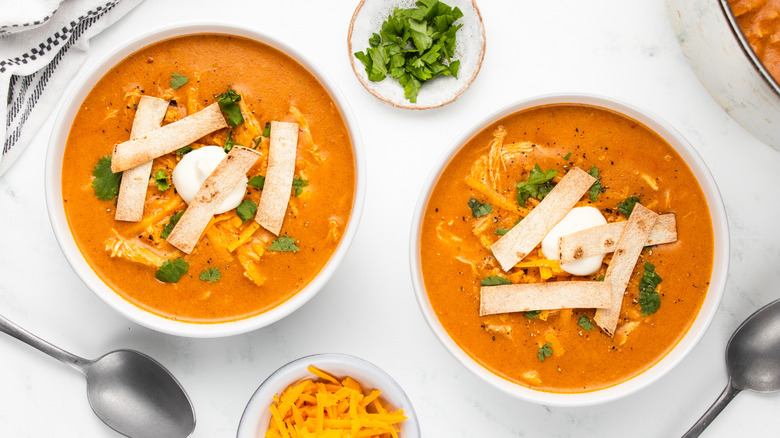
left=0, top=314, right=195, bottom=438
left=684, top=298, right=780, bottom=437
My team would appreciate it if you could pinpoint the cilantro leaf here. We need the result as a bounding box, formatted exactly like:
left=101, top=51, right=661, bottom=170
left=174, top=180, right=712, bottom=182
left=236, top=199, right=257, bottom=223
left=161, top=211, right=183, bottom=239
left=617, top=196, right=641, bottom=217
left=92, top=156, right=122, bottom=201
left=199, top=267, right=221, bottom=283
left=269, top=236, right=300, bottom=252
left=587, top=165, right=602, bottom=202
left=564, top=152, right=572, bottom=160
left=516, top=164, right=558, bottom=205
left=177, top=146, right=194, bottom=156
left=577, top=315, right=595, bottom=331
left=292, top=176, right=309, bottom=197
left=525, top=310, right=541, bottom=319
left=170, top=73, right=189, bottom=89
left=217, top=89, right=244, bottom=127
left=495, top=227, right=510, bottom=235
left=155, top=258, right=188, bottom=283
left=154, top=169, right=170, bottom=191
left=481, top=276, right=511, bottom=286
left=638, top=262, right=662, bottom=315
left=262, top=122, right=271, bottom=137
left=248, top=175, right=265, bottom=190
left=537, top=343, right=553, bottom=362
left=224, top=130, right=240, bottom=153
left=467, top=198, right=492, bottom=218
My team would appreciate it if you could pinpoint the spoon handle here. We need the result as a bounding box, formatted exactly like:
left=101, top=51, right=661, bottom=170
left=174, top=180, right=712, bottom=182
left=0, top=314, right=90, bottom=374
left=682, top=379, right=741, bottom=438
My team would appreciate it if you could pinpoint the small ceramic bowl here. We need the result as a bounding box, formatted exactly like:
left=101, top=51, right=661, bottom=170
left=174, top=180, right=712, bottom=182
left=45, top=23, right=365, bottom=338
left=348, top=0, right=486, bottom=110
left=409, top=93, right=729, bottom=406
left=236, top=353, right=420, bottom=438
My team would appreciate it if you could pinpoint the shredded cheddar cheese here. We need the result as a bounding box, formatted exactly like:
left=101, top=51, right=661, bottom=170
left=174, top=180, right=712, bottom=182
left=265, top=366, right=406, bottom=438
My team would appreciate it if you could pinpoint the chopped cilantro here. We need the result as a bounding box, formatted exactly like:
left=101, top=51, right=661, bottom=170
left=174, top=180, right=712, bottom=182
left=155, top=258, right=188, bottom=283
left=199, top=267, right=221, bottom=283
left=495, top=227, right=510, bottom=235
left=91, top=156, right=122, bottom=201
left=253, top=137, right=262, bottom=149
left=224, top=130, right=240, bottom=152
left=638, top=262, right=662, bottom=315
left=177, top=146, right=193, bottom=156
left=154, top=169, right=170, bottom=191
left=269, top=236, right=300, bottom=252
left=292, top=176, right=309, bottom=197
left=262, top=122, right=271, bottom=137
left=247, top=175, right=265, bottom=190
left=598, top=274, right=605, bottom=282
left=353, top=0, right=464, bottom=103
left=537, top=343, right=553, bottom=362
left=586, top=165, right=602, bottom=202
left=617, top=196, right=641, bottom=217
left=170, top=73, right=189, bottom=89
left=217, top=89, right=244, bottom=127
left=481, top=276, right=511, bottom=286
left=577, top=315, right=595, bottom=331
left=467, top=198, right=492, bottom=218
left=564, top=152, right=572, bottom=160
left=161, top=211, right=183, bottom=239
left=236, top=199, right=257, bottom=223
left=525, top=310, right=541, bottom=319
left=516, top=164, right=558, bottom=205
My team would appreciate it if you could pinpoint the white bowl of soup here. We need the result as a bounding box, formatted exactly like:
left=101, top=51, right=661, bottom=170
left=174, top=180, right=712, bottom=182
left=45, top=23, right=365, bottom=337
left=409, top=93, right=729, bottom=405
left=237, top=353, right=420, bottom=437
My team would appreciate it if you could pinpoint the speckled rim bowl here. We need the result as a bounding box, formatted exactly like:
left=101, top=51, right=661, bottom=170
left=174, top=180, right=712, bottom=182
left=45, top=23, right=366, bottom=338
left=236, top=353, right=420, bottom=438
left=409, top=93, right=729, bottom=406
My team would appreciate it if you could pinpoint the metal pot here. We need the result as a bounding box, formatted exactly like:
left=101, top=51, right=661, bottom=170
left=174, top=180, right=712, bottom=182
left=666, top=0, right=780, bottom=150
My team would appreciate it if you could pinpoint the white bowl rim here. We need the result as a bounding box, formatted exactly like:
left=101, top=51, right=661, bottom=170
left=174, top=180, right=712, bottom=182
left=236, top=353, right=420, bottom=438
left=408, top=92, right=730, bottom=406
left=45, top=21, right=366, bottom=338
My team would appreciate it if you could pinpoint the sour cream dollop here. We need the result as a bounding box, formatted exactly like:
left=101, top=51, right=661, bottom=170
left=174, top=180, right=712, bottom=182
left=171, top=146, right=247, bottom=214
left=541, top=206, right=607, bottom=276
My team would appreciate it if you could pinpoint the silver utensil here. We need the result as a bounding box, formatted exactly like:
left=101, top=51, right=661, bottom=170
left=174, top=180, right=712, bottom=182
left=683, top=298, right=780, bottom=437
left=0, top=314, right=196, bottom=438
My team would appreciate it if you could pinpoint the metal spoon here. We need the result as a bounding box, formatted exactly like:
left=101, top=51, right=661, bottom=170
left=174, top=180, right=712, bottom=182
left=0, top=314, right=196, bottom=438
left=683, top=298, right=780, bottom=437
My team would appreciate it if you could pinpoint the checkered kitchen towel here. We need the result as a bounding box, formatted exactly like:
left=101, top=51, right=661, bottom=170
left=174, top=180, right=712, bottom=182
left=0, top=0, right=143, bottom=177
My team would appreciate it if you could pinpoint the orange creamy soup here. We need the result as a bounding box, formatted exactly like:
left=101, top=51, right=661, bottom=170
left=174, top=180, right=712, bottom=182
left=419, top=104, right=714, bottom=392
left=62, top=34, right=355, bottom=323
left=729, top=0, right=780, bottom=83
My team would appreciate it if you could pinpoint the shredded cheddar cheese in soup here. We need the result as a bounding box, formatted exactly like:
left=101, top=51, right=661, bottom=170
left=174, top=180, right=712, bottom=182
left=419, top=104, right=714, bottom=392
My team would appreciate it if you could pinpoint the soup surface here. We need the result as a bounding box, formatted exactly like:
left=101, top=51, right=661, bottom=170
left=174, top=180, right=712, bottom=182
left=62, top=34, right=355, bottom=323
left=420, top=104, right=713, bottom=392
left=729, top=0, right=780, bottom=83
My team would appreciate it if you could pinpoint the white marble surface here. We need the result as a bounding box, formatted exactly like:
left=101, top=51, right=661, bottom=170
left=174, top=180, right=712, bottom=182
left=1, top=1, right=779, bottom=437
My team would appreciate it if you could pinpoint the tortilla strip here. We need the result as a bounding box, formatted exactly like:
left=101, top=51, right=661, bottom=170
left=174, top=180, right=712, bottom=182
left=111, top=102, right=227, bottom=172
left=166, top=146, right=261, bottom=254
left=490, top=167, right=595, bottom=271
left=114, top=96, right=170, bottom=222
left=594, top=203, right=659, bottom=336
left=558, top=213, right=677, bottom=264
left=480, top=281, right=611, bottom=316
left=255, top=121, right=299, bottom=235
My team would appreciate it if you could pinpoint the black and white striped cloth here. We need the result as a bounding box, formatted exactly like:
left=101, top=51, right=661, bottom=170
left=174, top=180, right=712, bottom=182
left=1, top=0, right=143, bottom=176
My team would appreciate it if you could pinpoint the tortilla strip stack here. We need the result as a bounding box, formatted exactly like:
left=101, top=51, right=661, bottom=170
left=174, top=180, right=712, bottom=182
left=491, top=167, right=596, bottom=271
left=594, top=203, right=659, bottom=336
left=114, top=96, right=170, bottom=222
left=111, top=102, right=228, bottom=173
left=166, top=146, right=261, bottom=254
left=255, top=121, right=299, bottom=235
left=480, top=281, right=611, bottom=316
left=558, top=213, right=677, bottom=264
